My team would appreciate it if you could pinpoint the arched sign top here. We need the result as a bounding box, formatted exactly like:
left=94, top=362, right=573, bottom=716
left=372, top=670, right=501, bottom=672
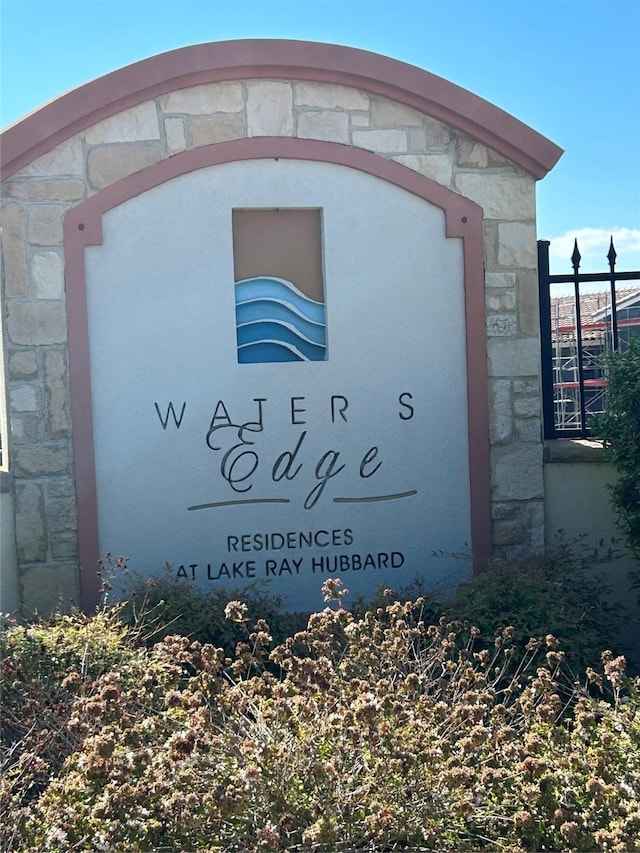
left=1, top=38, right=562, bottom=180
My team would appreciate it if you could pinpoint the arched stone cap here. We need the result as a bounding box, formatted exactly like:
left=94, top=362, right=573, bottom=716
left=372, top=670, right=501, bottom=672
left=1, top=39, right=563, bottom=180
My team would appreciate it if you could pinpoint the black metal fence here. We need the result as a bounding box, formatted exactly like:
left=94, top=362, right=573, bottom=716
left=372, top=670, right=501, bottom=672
left=538, top=238, right=640, bottom=439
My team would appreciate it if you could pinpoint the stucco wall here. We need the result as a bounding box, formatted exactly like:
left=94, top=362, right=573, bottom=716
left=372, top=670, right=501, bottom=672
left=0, top=473, right=20, bottom=615
left=0, top=41, right=564, bottom=613
left=544, top=447, right=639, bottom=662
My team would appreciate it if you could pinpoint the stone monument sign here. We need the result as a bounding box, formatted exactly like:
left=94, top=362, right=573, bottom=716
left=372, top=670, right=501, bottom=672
left=0, top=40, right=562, bottom=612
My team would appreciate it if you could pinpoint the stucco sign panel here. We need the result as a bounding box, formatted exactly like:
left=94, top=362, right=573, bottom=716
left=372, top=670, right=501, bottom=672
left=75, top=158, right=471, bottom=610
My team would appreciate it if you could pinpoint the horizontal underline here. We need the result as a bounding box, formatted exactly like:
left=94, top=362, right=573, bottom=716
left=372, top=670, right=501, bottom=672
left=188, top=498, right=291, bottom=511
left=333, top=490, right=418, bottom=503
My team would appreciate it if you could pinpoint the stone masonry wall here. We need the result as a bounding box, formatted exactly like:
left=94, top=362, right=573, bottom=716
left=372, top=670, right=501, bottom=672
left=0, top=79, right=542, bottom=612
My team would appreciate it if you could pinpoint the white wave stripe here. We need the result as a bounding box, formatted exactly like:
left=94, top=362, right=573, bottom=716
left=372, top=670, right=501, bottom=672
left=237, top=319, right=324, bottom=348
left=548, top=228, right=640, bottom=272
left=237, top=297, right=326, bottom=329
left=237, top=339, right=310, bottom=361
left=235, top=276, right=326, bottom=326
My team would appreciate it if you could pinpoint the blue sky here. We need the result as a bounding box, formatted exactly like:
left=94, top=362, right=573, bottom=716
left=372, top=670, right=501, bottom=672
left=1, top=0, right=639, bottom=272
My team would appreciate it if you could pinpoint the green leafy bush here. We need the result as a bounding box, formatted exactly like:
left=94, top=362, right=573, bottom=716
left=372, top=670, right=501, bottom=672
left=593, top=334, right=640, bottom=605
left=438, top=542, right=624, bottom=678
left=2, top=580, right=639, bottom=852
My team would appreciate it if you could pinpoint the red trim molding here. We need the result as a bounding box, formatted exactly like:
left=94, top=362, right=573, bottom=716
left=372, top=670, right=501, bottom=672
left=64, top=137, right=492, bottom=610
left=3, top=39, right=562, bottom=180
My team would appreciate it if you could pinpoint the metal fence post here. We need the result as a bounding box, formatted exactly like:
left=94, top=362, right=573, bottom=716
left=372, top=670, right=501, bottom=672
left=538, top=240, right=556, bottom=439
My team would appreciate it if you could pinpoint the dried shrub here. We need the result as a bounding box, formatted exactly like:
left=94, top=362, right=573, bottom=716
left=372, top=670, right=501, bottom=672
left=117, top=563, right=308, bottom=659
left=2, top=580, right=639, bottom=852
left=0, top=606, right=154, bottom=848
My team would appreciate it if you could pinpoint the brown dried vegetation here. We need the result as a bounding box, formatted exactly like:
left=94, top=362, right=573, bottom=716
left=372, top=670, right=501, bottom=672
left=1, top=579, right=639, bottom=852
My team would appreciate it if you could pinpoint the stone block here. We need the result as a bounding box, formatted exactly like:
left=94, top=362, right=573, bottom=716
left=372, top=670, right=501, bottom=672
left=408, top=127, right=427, bottom=152
left=87, top=143, right=164, bottom=191
left=514, top=396, right=540, bottom=418
left=0, top=204, right=28, bottom=296
left=544, top=440, right=605, bottom=463
left=493, top=519, right=525, bottom=545
left=371, top=97, right=423, bottom=126
left=297, top=110, right=350, bottom=143
left=487, top=337, right=540, bottom=377
left=353, top=129, right=407, bottom=154
left=350, top=114, right=370, bottom=128
left=486, top=289, right=517, bottom=312
left=13, top=443, right=70, bottom=477
left=486, top=271, right=517, bottom=289
left=21, top=563, right=80, bottom=617
left=294, top=82, right=369, bottom=110
left=424, top=118, right=452, bottom=150
left=44, top=350, right=70, bottom=438
left=517, top=269, right=540, bottom=335
left=8, top=349, right=38, bottom=380
left=491, top=501, right=521, bottom=520
left=162, top=82, right=244, bottom=114
left=487, top=314, right=518, bottom=337
left=247, top=82, right=293, bottom=137
left=164, top=117, right=187, bottom=154
left=190, top=113, right=245, bottom=146
left=491, top=444, right=544, bottom=500
left=2, top=179, right=86, bottom=202
left=85, top=102, right=160, bottom=144
left=32, top=251, right=64, bottom=299
left=392, top=154, right=453, bottom=186
left=47, top=476, right=76, bottom=500
left=7, top=302, right=67, bottom=345
left=483, top=223, right=499, bottom=269
left=497, top=222, right=537, bottom=268
left=513, top=378, right=540, bottom=395
left=14, top=482, right=47, bottom=562
left=488, top=378, right=512, bottom=444
left=9, top=383, right=41, bottom=413
left=51, top=531, right=78, bottom=560
left=525, top=500, right=545, bottom=547
left=515, top=418, right=542, bottom=443
left=9, top=413, right=41, bottom=444
left=27, top=204, right=66, bottom=245
left=456, top=136, right=489, bottom=168
left=455, top=172, right=535, bottom=221
left=18, top=137, right=84, bottom=178
left=47, top=491, right=77, bottom=532
left=486, top=149, right=513, bottom=168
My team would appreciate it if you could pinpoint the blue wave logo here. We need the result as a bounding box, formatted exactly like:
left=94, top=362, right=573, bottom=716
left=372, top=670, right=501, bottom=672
left=235, top=277, right=327, bottom=363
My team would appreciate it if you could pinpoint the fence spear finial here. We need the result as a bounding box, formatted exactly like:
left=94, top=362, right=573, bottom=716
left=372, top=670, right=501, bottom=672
left=571, top=238, right=581, bottom=273
left=607, top=236, right=617, bottom=270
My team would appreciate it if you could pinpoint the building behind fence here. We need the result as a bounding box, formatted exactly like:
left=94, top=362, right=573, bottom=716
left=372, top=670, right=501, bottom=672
left=538, top=238, right=640, bottom=440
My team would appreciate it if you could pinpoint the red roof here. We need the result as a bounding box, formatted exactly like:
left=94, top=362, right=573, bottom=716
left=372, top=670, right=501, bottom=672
left=550, top=287, right=640, bottom=340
